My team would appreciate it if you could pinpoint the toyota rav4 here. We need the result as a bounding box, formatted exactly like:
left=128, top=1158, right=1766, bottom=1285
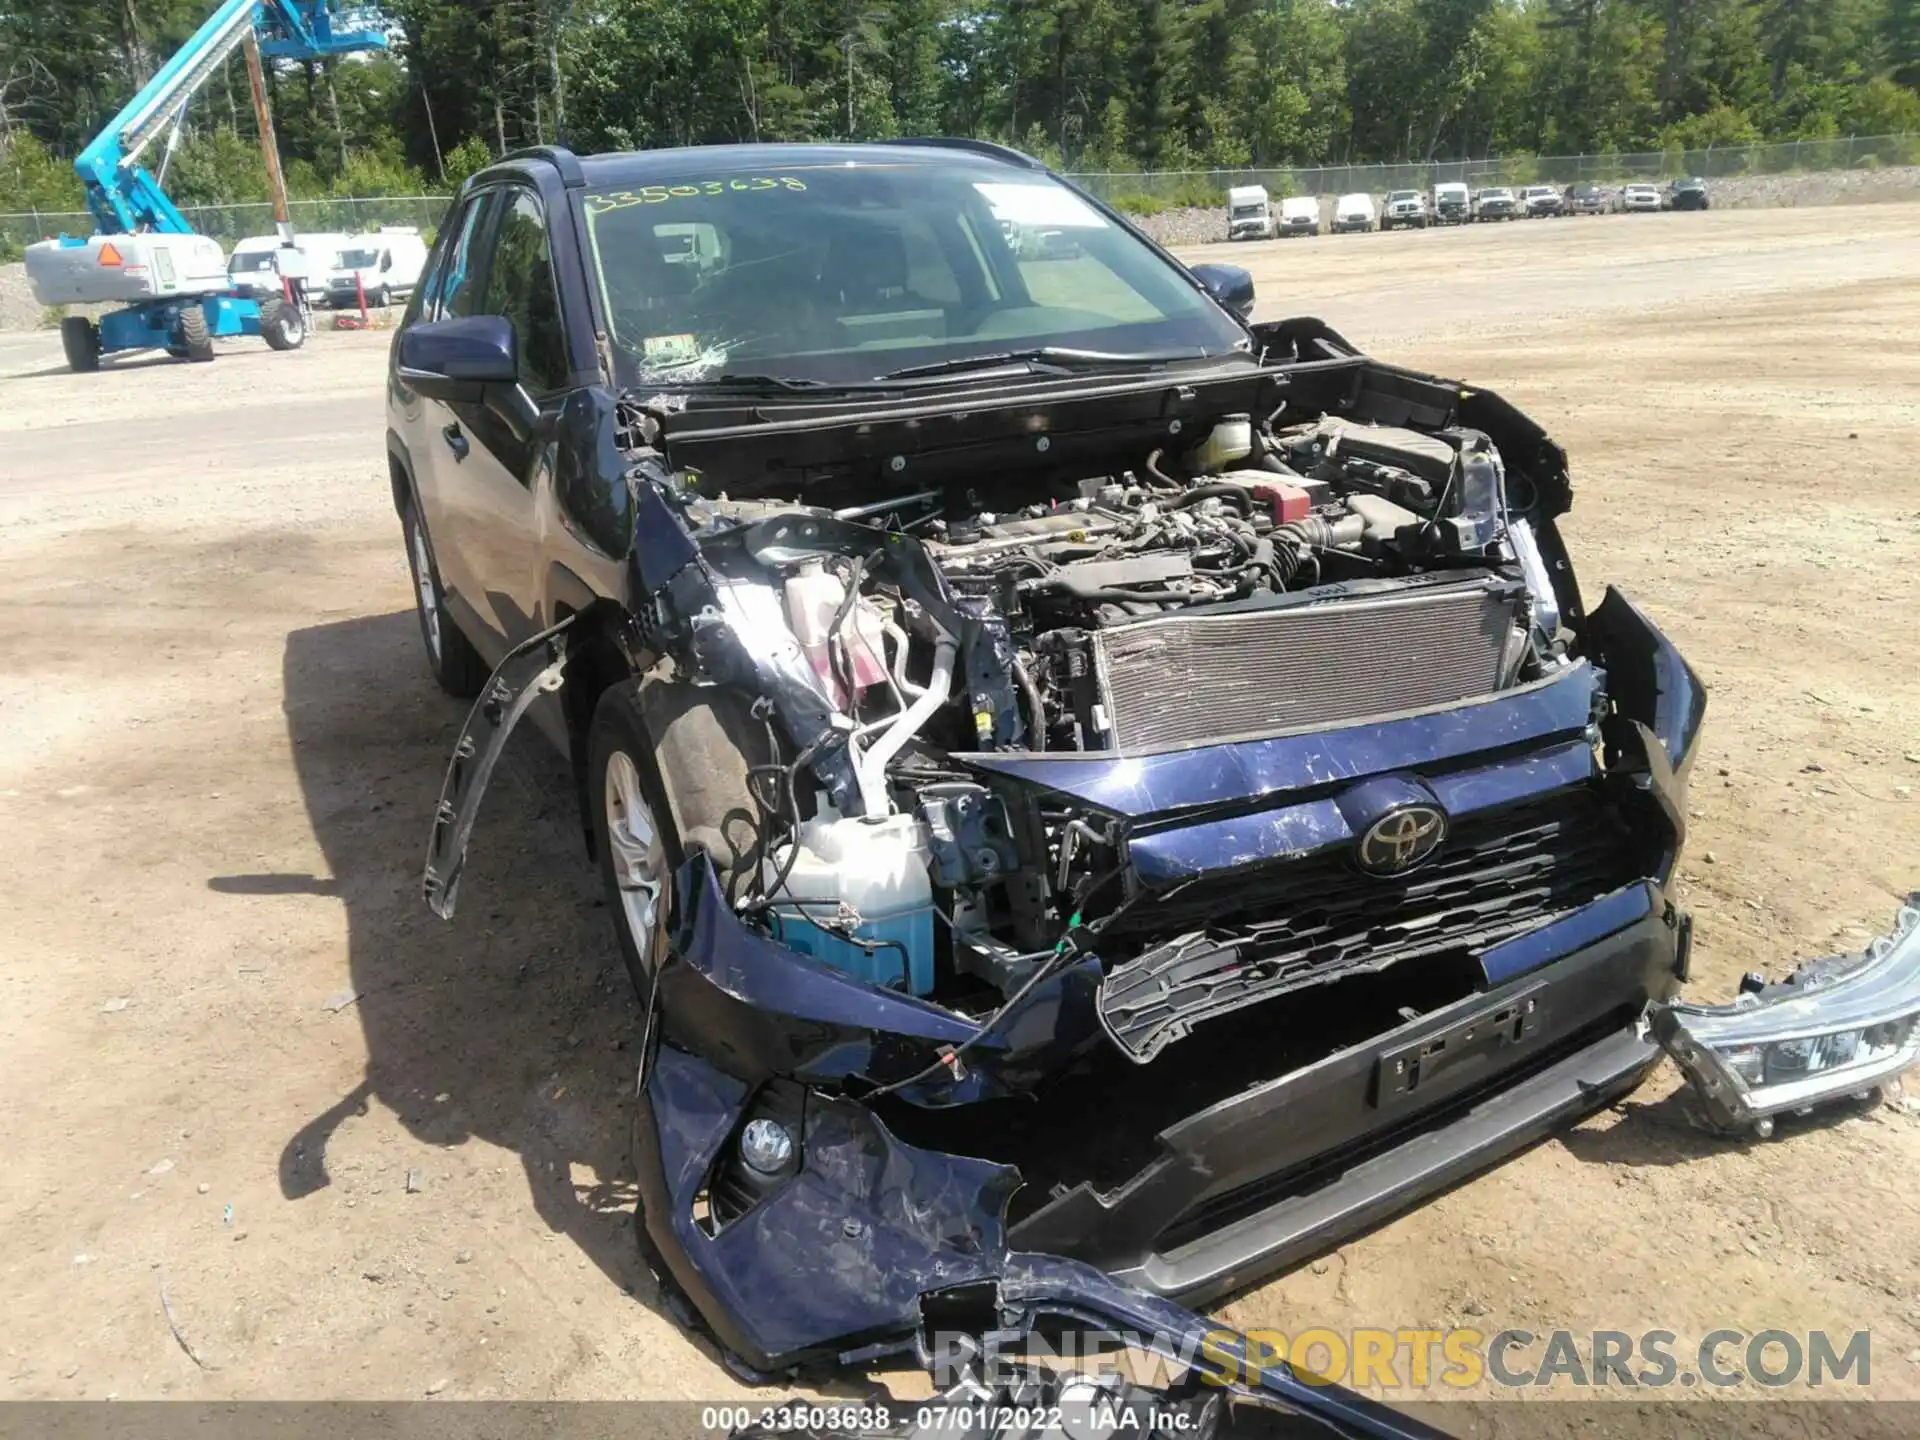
left=386, top=139, right=1710, bottom=1433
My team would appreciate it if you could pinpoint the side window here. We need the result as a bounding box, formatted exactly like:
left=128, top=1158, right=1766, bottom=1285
left=479, top=189, right=568, bottom=394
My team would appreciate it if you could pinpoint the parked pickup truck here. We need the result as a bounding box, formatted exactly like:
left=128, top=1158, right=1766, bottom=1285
left=1473, top=186, right=1519, bottom=220
left=1521, top=185, right=1564, bottom=218
left=1432, top=181, right=1470, bottom=223
left=383, top=137, right=1742, bottom=1437
left=1563, top=183, right=1608, bottom=215
left=1381, top=189, right=1430, bottom=230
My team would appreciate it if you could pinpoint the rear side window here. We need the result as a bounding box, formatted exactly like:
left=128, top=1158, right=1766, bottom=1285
left=479, top=189, right=568, bottom=394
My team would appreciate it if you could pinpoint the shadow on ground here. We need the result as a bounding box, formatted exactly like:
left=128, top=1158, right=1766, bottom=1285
left=240, top=608, right=658, bottom=1305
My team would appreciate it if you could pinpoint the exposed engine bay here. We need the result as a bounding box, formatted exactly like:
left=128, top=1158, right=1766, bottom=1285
left=420, top=321, right=1699, bottom=1392
left=646, top=401, right=1581, bottom=1031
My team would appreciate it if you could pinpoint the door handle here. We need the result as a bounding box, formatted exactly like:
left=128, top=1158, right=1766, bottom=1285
left=441, top=422, right=469, bottom=461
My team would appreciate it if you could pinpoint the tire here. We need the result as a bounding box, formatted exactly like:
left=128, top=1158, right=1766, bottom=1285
left=259, top=297, right=305, bottom=351
left=587, top=678, right=769, bottom=999
left=400, top=503, right=488, bottom=698
left=176, top=307, right=215, bottom=362
left=371, top=287, right=390, bottom=309
left=60, top=316, right=100, bottom=373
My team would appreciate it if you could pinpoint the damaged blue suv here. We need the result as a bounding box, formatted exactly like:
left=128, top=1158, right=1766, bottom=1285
left=388, top=140, right=1706, bottom=1433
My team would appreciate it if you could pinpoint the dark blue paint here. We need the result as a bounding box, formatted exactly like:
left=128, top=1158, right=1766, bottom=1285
left=965, top=661, right=1597, bottom=818
left=637, top=1042, right=1446, bottom=1437
left=1589, top=588, right=1707, bottom=782
left=629, top=481, right=701, bottom=593
left=1332, top=773, right=1444, bottom=833
left=1129, top=799, right=1347, bottom=885
left=1477, top=881, right=1655, bottom=986
left=1427, top=739, right=1593, bottom=813
left=1126, top=742, right=1594, bottom=886
left=396, top=315, right=518, bottom=403
left=673, top=856, right=979, bottom=1049
left=666, top=856, right=1103, bottom=1102
left=642, top=1043, right=1019, bottom=1363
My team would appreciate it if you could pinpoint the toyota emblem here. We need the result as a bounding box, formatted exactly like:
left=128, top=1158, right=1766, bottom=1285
left=1355, top=805, right=1448, bottom=876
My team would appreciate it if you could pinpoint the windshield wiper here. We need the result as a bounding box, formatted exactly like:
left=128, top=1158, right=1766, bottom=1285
left=875, top=345, right=1209, bottom=382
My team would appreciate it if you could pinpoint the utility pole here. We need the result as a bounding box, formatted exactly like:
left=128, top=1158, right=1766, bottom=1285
left=242, top=28, right=294, bottom=248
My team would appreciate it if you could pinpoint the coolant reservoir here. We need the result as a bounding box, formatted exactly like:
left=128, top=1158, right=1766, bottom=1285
left=784, top=560, right=888, bottom=706
left=765, top=814, right=936, bottom=995
left=1189, top=414, right=1254, bottom=473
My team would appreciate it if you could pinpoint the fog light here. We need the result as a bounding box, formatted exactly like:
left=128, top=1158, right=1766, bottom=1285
left=739, top=1118, right=795, bottom=1174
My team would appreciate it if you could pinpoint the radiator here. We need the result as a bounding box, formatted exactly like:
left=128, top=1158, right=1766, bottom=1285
left=1091, top=580, right=1523, bottom=750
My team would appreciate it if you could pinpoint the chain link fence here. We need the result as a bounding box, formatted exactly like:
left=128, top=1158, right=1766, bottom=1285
left=1061, top=133, right=1920, bottom=204
left=0, top=194, right=453, bottom=251
left=5, top=134, right=1918, bottom=248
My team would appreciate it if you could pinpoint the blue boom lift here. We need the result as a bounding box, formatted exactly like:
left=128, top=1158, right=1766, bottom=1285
left=24, top=2, right=386, bottom=371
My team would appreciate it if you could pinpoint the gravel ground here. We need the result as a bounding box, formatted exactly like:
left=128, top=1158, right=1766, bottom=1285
left=2, top=203, right=1919, bottom=1424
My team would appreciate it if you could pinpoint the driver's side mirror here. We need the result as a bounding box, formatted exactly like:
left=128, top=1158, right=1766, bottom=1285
left=398, top=315, right=518, bottom=404
left=1188, top=262, right=1256, bottom=321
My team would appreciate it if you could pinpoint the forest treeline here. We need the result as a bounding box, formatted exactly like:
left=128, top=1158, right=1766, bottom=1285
left=3, top=0, right=1919, bottom=214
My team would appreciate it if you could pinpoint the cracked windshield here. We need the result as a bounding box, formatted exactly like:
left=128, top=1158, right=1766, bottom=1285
left=582, top=159, right=1248, bottom=387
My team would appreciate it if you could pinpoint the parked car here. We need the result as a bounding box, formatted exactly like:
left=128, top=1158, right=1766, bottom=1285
left=1380, top=189, right=1430, bottom=230
left=1563, top=183, right=1608, bottom=216
left=1332, top=192, right=1377, bottom=232
left=1667, top=175, right=1710, bottom=211
left=1431, top=181, right=1471, bottom=224
left=1621, top=183, right=1663, bottom=213
left=324, top=226, right=430, bottom=309
left=1472, top=186, right=1519, bottom=220
left=1521, top=185, right=1564, bottom=218
left=1226, top=184, right=1275, bottom=241
left=1278, top=194, right=1321, bottom=236
left=390, top=139, right=1707, bottom=1422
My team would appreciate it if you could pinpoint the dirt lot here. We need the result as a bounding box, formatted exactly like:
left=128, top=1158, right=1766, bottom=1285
left=3, top=205, right=1919, bottom=1418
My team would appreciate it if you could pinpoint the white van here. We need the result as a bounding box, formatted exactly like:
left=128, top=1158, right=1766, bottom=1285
left=1278, top=195, right=1320, bottom=237
left=1226, top=185, right=1274, bottom=241
left=1332, top=193, right=1377, bottom=234
left=325, top=227, right=430, bottom=309
left=227, top=231, right=350, bottom=299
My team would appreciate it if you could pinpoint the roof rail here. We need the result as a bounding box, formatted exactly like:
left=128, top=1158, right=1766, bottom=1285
left=493, top=145, right=587, bottom=188
left=881, top=137, right=1046, bottom=171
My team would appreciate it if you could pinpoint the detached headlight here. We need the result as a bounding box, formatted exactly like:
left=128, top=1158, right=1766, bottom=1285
left=1653, top=895, right=1920, bottom=1136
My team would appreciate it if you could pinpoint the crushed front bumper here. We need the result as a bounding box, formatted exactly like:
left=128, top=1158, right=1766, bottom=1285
left=1655, top=895, right=1920, bottom=1135
left=1012, top=885, right=1683, bottom=1302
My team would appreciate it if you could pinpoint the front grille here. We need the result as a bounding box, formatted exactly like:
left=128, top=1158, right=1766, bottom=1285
left=1098, top=790, right=1646, bottom=1061
left=1093, top=581, right=1520, bottom=751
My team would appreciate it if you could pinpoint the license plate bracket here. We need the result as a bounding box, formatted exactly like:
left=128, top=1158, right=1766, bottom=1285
left=1374, top=983, right=1547, bottom=1109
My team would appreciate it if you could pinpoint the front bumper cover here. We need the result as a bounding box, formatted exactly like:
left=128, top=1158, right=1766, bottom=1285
left=1654, top=895, right=1920, bottom=1134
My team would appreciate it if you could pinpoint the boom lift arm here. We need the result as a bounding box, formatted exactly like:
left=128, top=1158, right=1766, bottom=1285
left=77, top=1, right=387, bottom=236
left=28, top=1, right=388, bottom=370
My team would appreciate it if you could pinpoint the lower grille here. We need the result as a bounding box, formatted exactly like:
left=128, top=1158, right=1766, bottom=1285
left=1099, top=790, right=1645, bottom=1061
left=1093, top=579, right=1522, bottom=750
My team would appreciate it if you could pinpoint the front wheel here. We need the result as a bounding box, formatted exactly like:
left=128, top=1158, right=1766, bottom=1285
left=259, top=297, right=305, bottom=351
left=587, top=680, right=768, bottom=999
left=60, top=316, right=101, bottom=373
